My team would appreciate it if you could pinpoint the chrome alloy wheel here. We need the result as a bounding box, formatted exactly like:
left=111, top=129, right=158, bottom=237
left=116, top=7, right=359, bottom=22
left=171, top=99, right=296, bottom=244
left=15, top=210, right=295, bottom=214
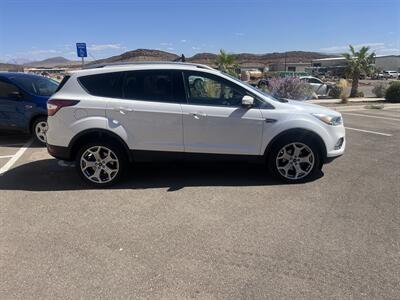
left=276, top=142, right=315, bottom=180
left=80, top=146, right=119, bottom=184
left=35, top=121, right=48, bottom=143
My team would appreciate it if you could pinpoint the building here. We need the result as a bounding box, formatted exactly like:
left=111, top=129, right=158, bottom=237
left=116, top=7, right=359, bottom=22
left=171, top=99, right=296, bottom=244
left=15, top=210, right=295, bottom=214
left=24, top=67, right=67, bottom=75
left=375, top=55, right=400, bottom=71
left=312, top=57, right=346, bottom=68
left=237, top=63, right=267, bottom=72
left=312, top=55, right=400, bottom=71
left=268, top=62, right=311, bottom=72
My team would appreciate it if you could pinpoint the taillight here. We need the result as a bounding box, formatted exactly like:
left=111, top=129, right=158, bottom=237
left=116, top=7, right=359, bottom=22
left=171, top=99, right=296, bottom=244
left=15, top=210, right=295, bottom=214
left=47, top=99, right=79, bottom=116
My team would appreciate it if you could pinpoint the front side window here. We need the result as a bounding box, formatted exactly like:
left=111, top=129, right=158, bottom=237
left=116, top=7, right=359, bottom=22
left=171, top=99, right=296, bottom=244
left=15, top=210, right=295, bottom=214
left=185, top=72, right=245, bottom=107
left=10, top=76, right=58, bottom=97
left=309, top=78, right=323, bottom=84
left=79, top=72, right=123, bottom=98
left=301, top=78, right=310, bottom=83
left=0, top=80, right=19, bottom=98
left=123, top=70, right=185, bottom=103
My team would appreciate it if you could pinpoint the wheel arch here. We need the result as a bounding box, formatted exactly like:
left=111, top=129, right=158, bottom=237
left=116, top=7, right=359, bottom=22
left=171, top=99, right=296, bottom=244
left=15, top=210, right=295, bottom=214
left=68, top=129, right=131, bottom=162
left=264, top=128, right=327, bottom=161
left=29, top=114, right=47, bottom=134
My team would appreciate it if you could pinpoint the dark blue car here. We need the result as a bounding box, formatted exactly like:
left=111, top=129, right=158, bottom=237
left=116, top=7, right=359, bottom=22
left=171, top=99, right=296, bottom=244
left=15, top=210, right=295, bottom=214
left=0, top=72, right=58, bottom=143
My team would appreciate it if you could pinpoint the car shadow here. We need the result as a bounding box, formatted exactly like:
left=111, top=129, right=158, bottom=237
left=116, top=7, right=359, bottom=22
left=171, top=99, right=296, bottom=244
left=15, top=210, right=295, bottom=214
left=0, top=159, right=324, bottom=192
left=0, top=131, right=44, bottom=148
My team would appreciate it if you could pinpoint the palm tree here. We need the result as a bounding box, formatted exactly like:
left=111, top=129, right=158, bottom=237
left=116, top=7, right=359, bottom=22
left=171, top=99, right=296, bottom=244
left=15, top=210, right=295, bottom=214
left=342, top=45, right=375, bottom=97
left=215, top=49, right=238, bottom=76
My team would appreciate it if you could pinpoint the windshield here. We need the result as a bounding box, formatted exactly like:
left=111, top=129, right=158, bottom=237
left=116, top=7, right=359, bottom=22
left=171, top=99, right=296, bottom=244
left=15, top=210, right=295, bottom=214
left=223, top=73, right=286, bottom=103
left=11, top=76, right=59, bottom=97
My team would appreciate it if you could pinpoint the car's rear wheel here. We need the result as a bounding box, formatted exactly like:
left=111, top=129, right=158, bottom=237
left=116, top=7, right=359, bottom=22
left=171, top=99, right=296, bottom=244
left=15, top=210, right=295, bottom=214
left=32, top=117, right=48, bottom=144
left=268, top=135, right=322, bottom=182
left=76, top=142, right=126, bottom=186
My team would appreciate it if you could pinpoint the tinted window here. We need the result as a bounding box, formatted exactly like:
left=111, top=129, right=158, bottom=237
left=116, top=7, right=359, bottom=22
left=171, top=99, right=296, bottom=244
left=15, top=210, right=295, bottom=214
left=123, top=70, right=185, bottom=103
left=309, top=78, right=322, bottom=84
left=0, top=80, right=19, bottom=98
left=185, top=71, right=245, bottom=107
left=55, top=75, right=70, bottom=93
left=79, top=72, right=123, bottom=98
left=11, top=76, right=58, bottom=96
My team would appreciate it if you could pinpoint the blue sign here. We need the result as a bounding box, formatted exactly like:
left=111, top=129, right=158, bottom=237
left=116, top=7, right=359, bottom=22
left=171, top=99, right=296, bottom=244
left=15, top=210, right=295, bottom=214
left=76, top=43, right=87, bottom=58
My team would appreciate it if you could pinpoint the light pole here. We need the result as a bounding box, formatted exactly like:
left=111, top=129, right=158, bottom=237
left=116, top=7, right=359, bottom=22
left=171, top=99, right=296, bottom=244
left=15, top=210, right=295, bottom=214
left=284, top=51, right=287, bottom=72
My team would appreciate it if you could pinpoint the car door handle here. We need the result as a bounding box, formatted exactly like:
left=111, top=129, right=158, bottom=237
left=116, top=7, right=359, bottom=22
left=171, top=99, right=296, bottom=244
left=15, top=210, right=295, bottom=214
left=113, top=107, right=134, bottom=114
left=190, top=112, right=207, bottom=119
left=265, top=118, right=277, bottom=123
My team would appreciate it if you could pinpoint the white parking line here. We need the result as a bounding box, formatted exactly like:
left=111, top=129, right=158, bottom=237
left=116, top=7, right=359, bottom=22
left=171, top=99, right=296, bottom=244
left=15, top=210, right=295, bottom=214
left=334, top=103, right=400, bottom=112
left=343, top=112, right=400, bottom=121
left=0, top=139, right=33, bottom=175
left=345, top=127, right=392, bottom=137
left=0, top=155, right=15, bottom=159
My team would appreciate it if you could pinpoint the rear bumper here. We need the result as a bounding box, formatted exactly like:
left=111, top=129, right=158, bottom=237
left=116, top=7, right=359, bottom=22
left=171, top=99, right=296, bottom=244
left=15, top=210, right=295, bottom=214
left=47, top=144, right=72, bottom=161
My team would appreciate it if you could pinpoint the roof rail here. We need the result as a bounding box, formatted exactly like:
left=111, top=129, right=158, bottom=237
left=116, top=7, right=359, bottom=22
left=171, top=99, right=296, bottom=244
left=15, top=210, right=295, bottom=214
left=82, top=61, right=215, bottom=70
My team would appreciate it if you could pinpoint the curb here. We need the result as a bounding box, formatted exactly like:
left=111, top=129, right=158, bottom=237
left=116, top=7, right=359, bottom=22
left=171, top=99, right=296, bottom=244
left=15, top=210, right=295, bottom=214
left=305, top=98, right=384, bottom=104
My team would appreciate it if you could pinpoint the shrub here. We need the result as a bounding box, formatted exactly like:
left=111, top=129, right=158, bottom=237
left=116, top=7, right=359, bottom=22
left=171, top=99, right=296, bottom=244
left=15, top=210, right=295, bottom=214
left=337, top=79, right=349, bottom=103
left=268, top=77, right=314, bottom=100
left=372, top=82, right=387, bottom=98
left=385, top=81, right=400, bottom=103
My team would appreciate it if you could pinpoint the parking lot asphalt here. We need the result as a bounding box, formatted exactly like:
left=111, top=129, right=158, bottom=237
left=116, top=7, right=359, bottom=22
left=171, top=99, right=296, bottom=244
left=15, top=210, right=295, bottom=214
left=0, top=106, right=399, bottom=299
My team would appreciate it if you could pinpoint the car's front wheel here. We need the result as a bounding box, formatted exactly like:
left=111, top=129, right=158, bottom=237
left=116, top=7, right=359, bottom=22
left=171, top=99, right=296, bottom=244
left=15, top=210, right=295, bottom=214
left=268, top=136, right=322, bottom=182
left=76, top=142, right=126, bottom=186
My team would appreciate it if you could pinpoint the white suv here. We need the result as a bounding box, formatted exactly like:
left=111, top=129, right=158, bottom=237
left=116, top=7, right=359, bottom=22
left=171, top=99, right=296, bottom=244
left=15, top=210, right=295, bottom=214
left=47, top=62, right=345, bottom=186
left=385, top=71, right=399, bottom=79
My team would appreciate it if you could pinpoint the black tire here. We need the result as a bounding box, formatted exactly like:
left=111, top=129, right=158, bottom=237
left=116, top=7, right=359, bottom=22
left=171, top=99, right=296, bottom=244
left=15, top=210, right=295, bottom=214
left=267, top=134, right=322, bottom=183
left=76, top=141, right=127, bottom=187
left=32, top=116, right=48, bottom=145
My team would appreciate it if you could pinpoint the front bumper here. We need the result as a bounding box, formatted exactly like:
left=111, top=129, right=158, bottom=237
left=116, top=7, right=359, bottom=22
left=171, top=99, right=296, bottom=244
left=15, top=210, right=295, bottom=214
left=324, top=153, right=343, bottom=164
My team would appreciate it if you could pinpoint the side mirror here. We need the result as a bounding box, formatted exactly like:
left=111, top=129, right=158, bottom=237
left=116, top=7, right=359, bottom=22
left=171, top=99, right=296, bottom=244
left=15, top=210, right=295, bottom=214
left=242, top=95, right=254, bottom=107
left=8, top=91, right=23, bottom=100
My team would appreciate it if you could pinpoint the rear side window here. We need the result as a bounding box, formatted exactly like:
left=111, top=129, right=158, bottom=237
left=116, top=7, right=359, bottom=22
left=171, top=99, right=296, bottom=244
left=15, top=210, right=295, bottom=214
left=309, top=78, right=322, bottom=84
left=123, top=70, right=185, bottom=103
left=0, top=80, right=19, bottom=98
left=10, top=76, right=58, bottom=96
left=55, top=75, right=70, bottom=93
left=78, top=72, right=123, bottom=98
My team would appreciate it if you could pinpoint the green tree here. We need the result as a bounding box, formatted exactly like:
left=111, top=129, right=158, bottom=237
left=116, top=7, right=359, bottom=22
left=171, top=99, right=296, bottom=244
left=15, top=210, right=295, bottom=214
left=215, top=49, right=238, bottom=76
left=342, top=45, right=375, bottom=97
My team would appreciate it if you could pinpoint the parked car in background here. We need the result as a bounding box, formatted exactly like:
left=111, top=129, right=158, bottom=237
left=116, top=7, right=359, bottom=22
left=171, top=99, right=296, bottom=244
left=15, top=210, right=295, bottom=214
left=46, top=62, right=345, bottom=186
left=300, top=76, right=329, bottom=97
left=385, top=71, right=399, bottom=79
left=378, top=71, right=400, bottom=79
left=0, top=72, right=58, bottom=143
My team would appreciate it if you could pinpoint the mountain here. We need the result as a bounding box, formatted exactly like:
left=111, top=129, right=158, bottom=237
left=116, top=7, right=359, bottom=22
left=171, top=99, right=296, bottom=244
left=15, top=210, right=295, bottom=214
left=86, top=49, right=180, bottom=66
left=87, top=49, right=333, bottom=67
left=0, top=63, right=24, bottom=72
left=188, top=51, right=333, bottom=66
left=186, top=53, right=218, bottom=65
left=1, top=49, right=335, bottom=71
left=25, top=56, right=74, bottom=68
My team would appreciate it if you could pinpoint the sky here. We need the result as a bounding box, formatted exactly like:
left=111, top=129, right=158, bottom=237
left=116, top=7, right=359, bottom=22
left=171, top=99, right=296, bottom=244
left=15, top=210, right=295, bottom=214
left=0, top=0, right=399, bottom=63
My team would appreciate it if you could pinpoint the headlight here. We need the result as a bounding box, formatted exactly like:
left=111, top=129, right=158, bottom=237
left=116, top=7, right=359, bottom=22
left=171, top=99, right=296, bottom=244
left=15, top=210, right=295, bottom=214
left=312, top=113, right=343, bottom=126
